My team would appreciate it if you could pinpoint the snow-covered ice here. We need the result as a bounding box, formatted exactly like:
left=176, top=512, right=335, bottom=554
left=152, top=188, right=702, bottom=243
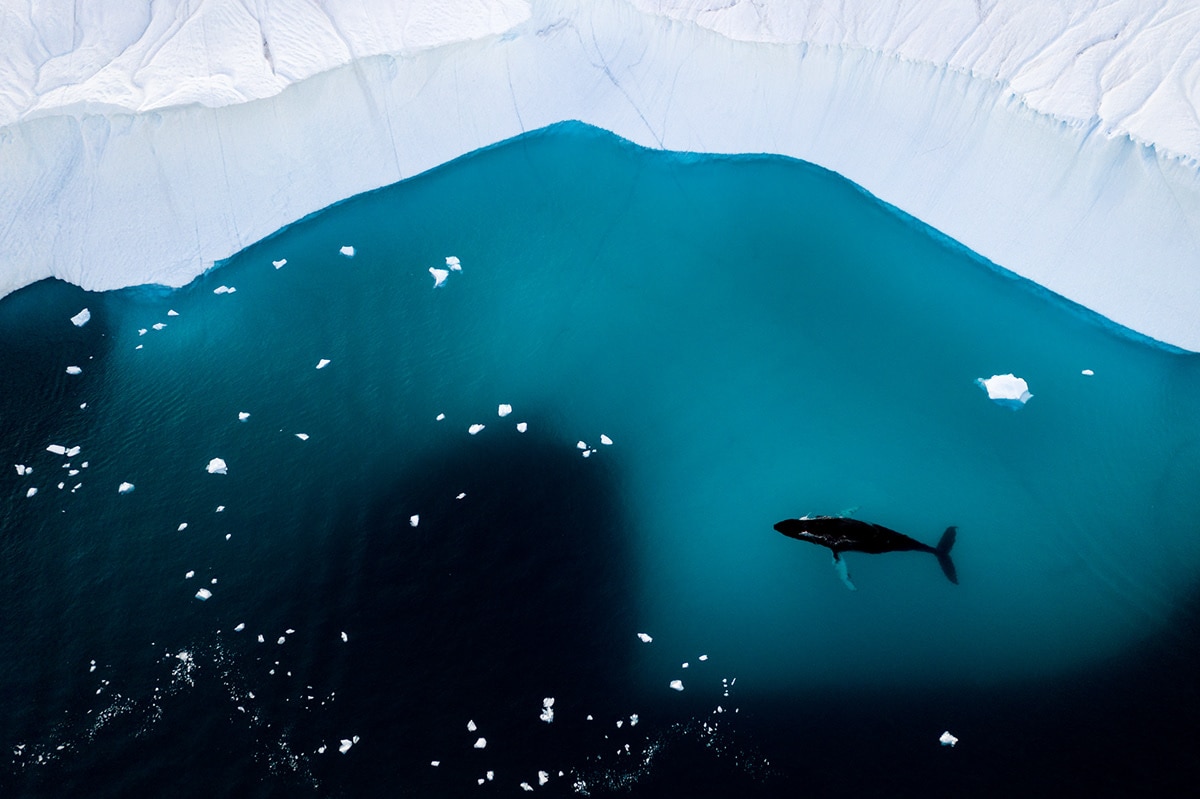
left=669, top=679, right=684, bottom=691
left=206, top=458, right=228, bottom=475
left=152, top=323, right=166, bottom=330
left=467, top=720, right=477, bottom=732
left=315, top=359, right=330, bottom=370
left=976, top=374, right=1033, bottom=408
left=3, top=1, right=1200, bottom=350
left=409, top=514, right=420, bottom=527
left=339, top=246, right=355, bottom=258
left=65, top=366, right=81, bottom=375
left=25, top=487, right=37, bottom=498
left=516, top=422, right=528, bottom=433
left=238, top=412, right=250, bottom=421
left=540, top=697, right=555, bottom=723
left=46, top=445, right=68, bottom=455
left=195, top=588, right=212, bottom=601
left=473, top=737, right=487, bottom=749
left=167, top=309, right=179, bottom=316
left=637, top=632, right=653, bottom=643
left=446, top=256, right=462, bottom=271
left=118, top=482, right=134, bottom=494
left=70, top=309, right=90, bottom=327
left=429, top=267, right=449, bottom=288
left=600, top=434, right=613, bottom=445
left=273, top=259, right=287, bottom=269
left=468, top=424, right=485, bottom=435
left=295, top=433, right=309, bottom=441
left=939, top=731, right=959, bottom=747
left=498, top=404, right=512, bottom=417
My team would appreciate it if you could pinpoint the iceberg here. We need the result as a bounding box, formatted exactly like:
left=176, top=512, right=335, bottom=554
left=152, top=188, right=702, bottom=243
left=977, top=374, right=1033, bottom=408
left=70, top=308, right=90, bottom=327
left=1, top=1, right=1199, bottom=350
left=206, top=458, right=228, bottom=475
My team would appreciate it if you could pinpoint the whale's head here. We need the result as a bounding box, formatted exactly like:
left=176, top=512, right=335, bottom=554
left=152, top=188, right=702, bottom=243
left=774, top=518, right=816, bottom=542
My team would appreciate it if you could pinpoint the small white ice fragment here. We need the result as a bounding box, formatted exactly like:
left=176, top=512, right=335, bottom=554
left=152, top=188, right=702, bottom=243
left=25, top=487, right=37, bottom=498
left=138, top=328, right=147, bottom=335
left=118, top=482, right=134, bottom=494
left=273, top=259, right=287, bottom=269
left=409, top=515, right=420, bottom=528
left=15, top=464, right=27, bottom=475
left=277, top=636, right=286, bottom=645
left=206, top=458, right=228, bottom=475
left=257, top=634, right=265, bottom=643
left=213, top=286, right=232, bottom=294
left=976, top=374, right=1033, bottom=408
left=939, top=731, right=958, bottom=747
left=185, top=570, right=194, bottom=579
left=473, top=737, right=487, bottom=749
left=520, top=782, right=533, bottom=792
left=637, top=633, right=653, bottom=643
left=446, top=256, right=461, bottom=270
left=66, top=446, right=80, bottom=457
left=66, top=366, right=82, bottom=375
left=195, top=588, right=212, bottom=601
left=468, top=424, right=485, bottom=435
left=47, top=445, right=68, bottom=455
left=1082, top=369, right=1095, bottom=376
left=516, top=422, right=528, bottom=433
left=540, top=697, right=555, bottom=723
left=341, top=631, right=348, bottom=642
left=295, top=433, right=309, bottom=441
left=436, top=413, right=446, bottom=421
left=167, top=310, right=179, bottom=317
left=152, top=323, right=166, bottom=330
left=456, top=493, right=466, bottom=500
left=339, top=246, right=355, bottom=257
left=338, top=738, right=354, bottom=753
left=498, top=404, right=512, bottom=417
left=429, top=267, right=449, bottom=287
left=216, top=505, right=225, bottom=512
left=699, top=654, right=708, bottom=661
left=234, top=623, right=245, bottom=632
left=71, top=308, right=91, bottom=327
left=669, top=680, right=684, bottom=691
left=238, top=412, right=250, bottom=421
left=576, top=441, right=587, bottom=450
left=430, top=760, right=440, bottom=767
left=539, top=771, right=550, bottom=785
left=630, top=714, right=639, bottom=726
left=316, top=359, right=330, bottom=369
left=682, top=662, right=689, bottom=669
left=600, top=434, right=613, bottom=445
left=467, top=720, right=477, bottom=732
left=178, top=523, right=188, bottom=531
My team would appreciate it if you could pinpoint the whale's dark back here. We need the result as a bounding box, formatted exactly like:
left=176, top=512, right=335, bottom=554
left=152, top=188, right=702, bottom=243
left=774, top=516, right=958, bottom=583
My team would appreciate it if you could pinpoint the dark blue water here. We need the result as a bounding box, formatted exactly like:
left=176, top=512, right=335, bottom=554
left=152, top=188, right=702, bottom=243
left=3, top=123, right=1199, bottom=797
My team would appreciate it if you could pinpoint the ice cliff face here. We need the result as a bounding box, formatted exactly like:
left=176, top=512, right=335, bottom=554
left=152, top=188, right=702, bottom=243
left=2, top=0, right=1199, bottom=349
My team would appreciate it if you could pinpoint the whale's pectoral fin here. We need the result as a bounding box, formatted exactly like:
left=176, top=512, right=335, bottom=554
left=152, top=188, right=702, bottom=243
left=832, top=553, right=857, bottom=591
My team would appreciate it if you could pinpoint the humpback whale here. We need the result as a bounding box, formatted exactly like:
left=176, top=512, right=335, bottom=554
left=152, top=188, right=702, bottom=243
left=774, top=516, right=958, bottom=585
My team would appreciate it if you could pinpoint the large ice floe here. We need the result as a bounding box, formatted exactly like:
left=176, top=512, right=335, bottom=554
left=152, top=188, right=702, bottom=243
left=2, top=0, right=1200, bottom=349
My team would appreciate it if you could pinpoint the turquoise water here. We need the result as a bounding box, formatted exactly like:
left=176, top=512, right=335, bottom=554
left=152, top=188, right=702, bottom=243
left=3, top=122, right=1199, bottom=795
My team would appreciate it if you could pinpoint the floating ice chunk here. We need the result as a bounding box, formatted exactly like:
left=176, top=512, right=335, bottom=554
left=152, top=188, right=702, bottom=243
left=1082, top=369, right=1095, bottom=376
left=456, top=493, right=466, bottom=500
left=185, top=570, right=194, bottom=579
left=436, top=413, right=445, bottom=421
left=637, top=633, right=653, bottom=643
left=66, top=446, right=80, bottom=457
left=516, top=422, right=527, bottom=433
left=576, top=441, right=588, bottom=450
left=70, top=308, right=91, bottom=327
left=540, top=697, right=555, bottom=723
left=15, top=464, right=27, bottom=475
left=341, top=631, right=348, bottom=642
left=118, top=482, right=135, bottom=494
left=682, top=662, right=689, bottom=668
left=538, top=771, right=549, bottom=785
left=152, top=323, right=166, bottom=330
left=316, top=359, right=330, bottom=369
left=409, top=515, right=420, bottom=528
left=46, top=444, right=68, bottom=455
left=616, top=720, right=624, bottom=728
left=213, top=286, right=233, bottom=294
left=56, top=481, right=64, bottom=490
left=473, top=737, right=487, bottom=749
left=135, top=344, right=143, bottom=350
left=25, top=487, right=37, bottom=498
left=467, top=720, right=477, bottom=732
left=176, top=651, right=191, bottom=662
left=295, top=433, right=309, bottom=441
left=976, top=374, right=1033, bottom=408
left=234, top=623, right=245, bottom=632
left=446, top=256, right=461, bottom=270
left=520, top=782, right=533, bottom=791
left=468, top=424, right=485, bottom=435
left=339, top=246, right=355, bottom=258
left=66, top=366, right=82, bottom=375
left=257, top=634, right=265, bottom=643
left=498, top=404, right=512, bottom=417
left=430, top=761, right=440, bottom=767
left=206, top=458, right=228, bottom=475
left=600, top=434, right=613, bottom=445
left=195, top=588, right=212, bottom=601
left=939, top=731, right=958, bottom=747
left=138, top=329, right=147, bottom=335
left=238, top=412, right=250, bottom=421
left=338, top=738, right=354, bottom=754
left=630, top=714, right=639, bottom=726
left=167, top=310, right=179, bottom=317
left=216, top=505, right=225, bottom=512
left=699, top=654, right=708, bottom=661
left=669, top=680, right=684, bottom=691
left=277, top=636, right=286, bottom=644
left=273, top=259, right=287, bottom=269
left=81, top=461, right=87, bottom=468
left=178, top=523, right=188, bottom=531
left=225, top=533, right=231, bottom=540
left=429, top=267, right=449, bottom=287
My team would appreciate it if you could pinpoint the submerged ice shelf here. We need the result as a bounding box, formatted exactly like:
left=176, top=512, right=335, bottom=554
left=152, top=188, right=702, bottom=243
left=2, top=0, right=1200, bottom=349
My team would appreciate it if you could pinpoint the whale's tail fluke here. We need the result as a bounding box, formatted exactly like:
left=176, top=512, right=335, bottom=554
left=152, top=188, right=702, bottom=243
left=935, top=526, right=958, bottom=584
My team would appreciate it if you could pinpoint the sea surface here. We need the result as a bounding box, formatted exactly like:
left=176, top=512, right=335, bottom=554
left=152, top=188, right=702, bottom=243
left=3, top=123, right=1199, bottom=797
